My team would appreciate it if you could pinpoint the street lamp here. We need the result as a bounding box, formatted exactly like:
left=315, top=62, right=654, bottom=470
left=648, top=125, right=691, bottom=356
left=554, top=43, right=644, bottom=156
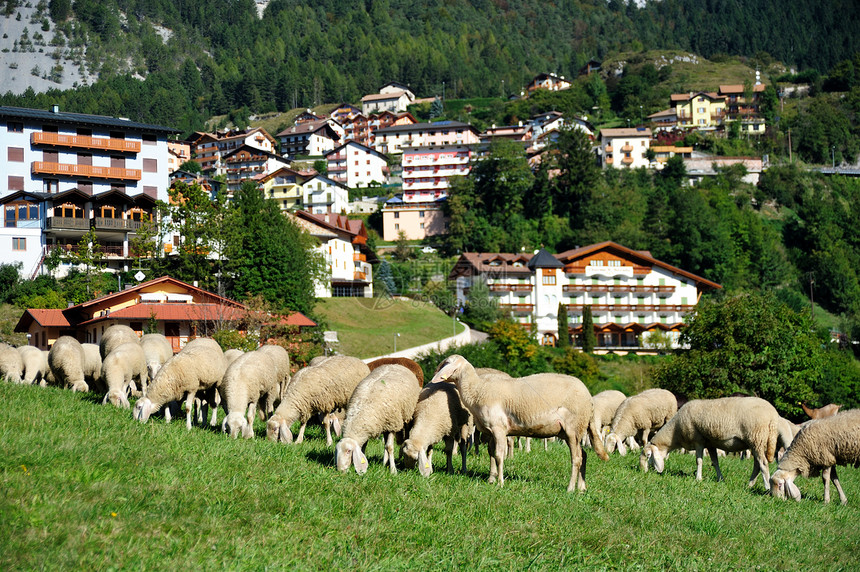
left=394, top=332, right=400, bottom=353
left=832, top=146, right=836, bottom=169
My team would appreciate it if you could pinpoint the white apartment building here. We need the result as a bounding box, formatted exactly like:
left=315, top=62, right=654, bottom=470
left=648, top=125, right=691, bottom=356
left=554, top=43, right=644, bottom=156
left=325, top=141, right=388, bottom=189
left=450, top=242, right=721, bottom=351
left=190, top=128, right=276, bottom=175
left=600, top=127, right=652, bottom=169
left=1, top=105, right=177, bottom=278
left=298, top=173, right=351, bottom=214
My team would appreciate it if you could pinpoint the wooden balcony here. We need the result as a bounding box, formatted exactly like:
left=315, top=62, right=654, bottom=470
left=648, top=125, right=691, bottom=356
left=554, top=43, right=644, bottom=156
left=605, top=156, right=613, bottom=165
left=621, top=144, right=633, bottom=152
left=489, top=284, right=511, bottom=293
left=93, top=217, right=131, bottom=230
left=621, top=156, right=634, bottom=165
left=354, top=271, right=367, bottom=281
left=32, top=162, right=142, bottom=181
left=353, top=253, right=366, bottom=262
left=604, top=144, right=613, bottom=153
left=566, top=304, right=695, bottom=313
left=510, top=284, right=533, bottom=293
left=500, top=303, right=534, bottom=313
left=32, top=132, right=141, bottom=153
left=563, top=284, right=675, bottom=294
left=45, top=216, right=89, bottom=230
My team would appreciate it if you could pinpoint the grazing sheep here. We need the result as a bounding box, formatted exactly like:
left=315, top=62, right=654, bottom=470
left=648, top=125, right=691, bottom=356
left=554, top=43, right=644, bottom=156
left=605, top=388, right=678, bottom=456
left=81, top=343, right=104, bottom=393
left=367, top=357, right=424, bottom=386
left=267, top=356, right=370, bottom=444
left=223, top=348, right=244, bottom=365
left=40, top=350, right=53, bottom=387
left=133, top=337, right=227, bottom=430
left=771, top=409, right=860, bottom=505
left=99, top=324, right=139, bottom=359
left=430, top=355, right=608, bottom=492
left=583, top=389, right=626, bottom=448
left=402, top=382, right=474, bottom=476
left=18, top=345, right=46, bottom=385
left=640, top=396, right=780, bottom=488
left=321, top=408, right=346, bottom=446
left=777, top=416, right=801, bottom=461
left=219, top=350, right=278, bottom=439
left=101, top=342, right=148, bottom=408
left=257, top=344, right=291, bottom=409
left=140, top=333, right=173, bottom=384
left=0, top=343, right=24, bottom=383
left=48, top=336, right=88, bottom=392
left=801, top=402, right=841, bottom=420
left=335, top=364, right=422, bottom=474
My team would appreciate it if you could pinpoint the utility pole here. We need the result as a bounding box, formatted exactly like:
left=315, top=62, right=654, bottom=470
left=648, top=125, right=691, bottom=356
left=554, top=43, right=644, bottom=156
left=808, top=272, right=815, bottom=321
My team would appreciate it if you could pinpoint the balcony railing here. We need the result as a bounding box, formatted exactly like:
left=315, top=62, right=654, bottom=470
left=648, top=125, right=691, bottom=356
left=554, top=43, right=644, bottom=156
left=621, top=144, right=633, bottom=152
left=45, top=216, right=89, bottom=230
left=354, top=271, right=367, bottom=281
left=327, top=154, right=346, bottom=161
left=604, top=145, right=613, bottom=153
left=621, top=156, right=634, bottom=165
left=563, top=284, right=675, bottom=294
left=353, top=253, right=366, bottom=262
left=567, top=304, right=695, bottom=313
left=500, top=303, right=534, bottom=313
left=32, top=132, right=141, bottom=153
left=32, top=162, right=142, bottom=181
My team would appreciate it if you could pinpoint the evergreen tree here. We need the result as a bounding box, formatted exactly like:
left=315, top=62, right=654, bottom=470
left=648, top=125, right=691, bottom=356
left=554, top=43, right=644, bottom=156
left=581, top=305, right=596, bottom=354
left=430, top=96, right=444, bottom=118
left=557, top=301, right=569, bottom=348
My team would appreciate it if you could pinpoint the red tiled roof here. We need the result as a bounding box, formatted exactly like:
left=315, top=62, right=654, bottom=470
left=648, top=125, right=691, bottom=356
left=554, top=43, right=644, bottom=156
left=15, top=309, right=71, bottom=330
left=78, top=303, right=249, bottom=325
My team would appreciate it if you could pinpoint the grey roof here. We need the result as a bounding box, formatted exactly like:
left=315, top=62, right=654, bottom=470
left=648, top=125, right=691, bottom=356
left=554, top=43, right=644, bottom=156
left=375, top=120, right=476, bottom=135
left=0, top=105, right=179, bottom=134
left=527, top=248, right=563, bottom=269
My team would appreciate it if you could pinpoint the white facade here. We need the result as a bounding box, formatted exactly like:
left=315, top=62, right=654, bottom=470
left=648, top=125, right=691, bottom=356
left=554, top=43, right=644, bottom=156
left=193, top=128, right=275, bottom=175
left=299, top=174, right=350, bottom=214
left=326, top=142, right=388, bottom=189
left=600, top=128, right=652, bottom=169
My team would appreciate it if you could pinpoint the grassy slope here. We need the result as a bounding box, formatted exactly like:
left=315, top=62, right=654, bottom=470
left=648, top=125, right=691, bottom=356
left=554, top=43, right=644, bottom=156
left=315, top=297, right=460, bottom=358
left=1, top=383, right=858, bottom=570
left=0, top=304, right=27, bottom=346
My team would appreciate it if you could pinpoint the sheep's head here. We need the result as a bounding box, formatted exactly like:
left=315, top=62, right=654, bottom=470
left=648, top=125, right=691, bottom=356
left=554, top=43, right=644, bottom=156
left=335, top=438, right=368, bottom=474
left=103, top=389, right=130, bottom=409
left=223, top=412, right=249, bottom=439
left=430, top=355, right=468, bottom=384
left=266, top=416, right=293, bottom=443
left=401, top=439, right=420, bottom=467
left=133, top=397, right=154, bottom=423
left=771, top=469, right=802, bottom=501
left=641, top=444, right=665, bottom=473
left=604, top=433, right=621, bottom=454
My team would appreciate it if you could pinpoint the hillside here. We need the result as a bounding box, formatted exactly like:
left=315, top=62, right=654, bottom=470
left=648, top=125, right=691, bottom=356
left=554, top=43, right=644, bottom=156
left=315, top=297, right=459, bottom=358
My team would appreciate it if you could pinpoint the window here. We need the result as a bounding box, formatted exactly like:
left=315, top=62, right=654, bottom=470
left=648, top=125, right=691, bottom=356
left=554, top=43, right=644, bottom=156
left=42, top=125, right=58, bottom=133
left=78, top=153, right=92, bottom=166
left=419, top=223, right=424, bottom=229
left=8, top=176, right=24, bottom=191
left=57, top=202, right=83, bottom=218
left=7, top=121, right=23, bottom=133
left=100, top=205, right=117, bottom=218
left=12, top=237, right=25, bottom=250
left=542, top=275, right=557, bottom=285
left=77, top=181, right=93, bottom=195
left=681, top=297, right=688, bottom=305
left=8, top=147, right=24, bottom=162
left=142, top=133, right=156, bottom=145
left=394, top=212, right=400, bottom=219
left=419, top=211, right=425, bottom=218
left=109, top=131, right=125, bottom=140
left=5, top=202, right=39, bottom=227
left=43, top=179, right=58, bottom=193
left=143, top=158, right=157, bottom=173
left=698, top=107, right=706, bottom=114
left=394, top=223, right=400, bottom=230
left=77, top=128, right=92, bottom=137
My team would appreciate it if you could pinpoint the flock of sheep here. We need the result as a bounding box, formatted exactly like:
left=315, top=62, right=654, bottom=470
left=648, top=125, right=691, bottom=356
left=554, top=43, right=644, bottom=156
left=2, top=325, right=859, bottom=504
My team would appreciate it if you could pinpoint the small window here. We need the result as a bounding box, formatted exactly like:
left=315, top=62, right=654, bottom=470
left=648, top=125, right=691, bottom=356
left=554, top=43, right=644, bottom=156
left=7, top=121, right=23, bottom=133
left=78, top=153, right=92, bottom=166
left=143, top=158, right=157, bottom=173
left=7, top=147, right=24, bottom=162
left=394, top=223, right=399, bottom=230
left=419, top=222, right=424, bottom=229
left=43, top=179, right=59, bottom=193
left=394, top=212, right=399, bottom=219
left=12, top=237, right=26, bottom=250
left=419, top=211, right=425, bottom=218
left=542, top=275, right=557, bottom=285
left=142, top=133, right=157, bottom=145
left=8, top=176, right=24, bottom=191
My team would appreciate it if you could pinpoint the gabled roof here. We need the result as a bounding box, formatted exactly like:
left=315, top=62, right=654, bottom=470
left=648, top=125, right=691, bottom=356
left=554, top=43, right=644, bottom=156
left=0, top=190, right=51, bottom=204
left=222, top=144, right=289, bottom=162
left=292, top=210, right=369, bottom=246
left=300, top=173, right=350, bottom=191
left=527, top=249, right=563, bottom=269
left=15, top=309, right=71, bottom=331
left=277, top=120, right=341, bottom=140
left=719, top=84, right=767, bottom=95
left=51, top=188, right=94, bottom=202
left=530, top=73, right=570, bottom=84
left=670, top=91, right=723, bottom=102
left=600, top=127, right=652, bottom=138
left=325, top=140, right=387, bottom=159
left=258, top=166, right=305, bottom=184
left=0, top=105, right=179, bottom=134
left=361, top=91, right=410, bottom=103
left=381, top=81, right=412, bottom=92
left=90, top=188, right=132, bottom=203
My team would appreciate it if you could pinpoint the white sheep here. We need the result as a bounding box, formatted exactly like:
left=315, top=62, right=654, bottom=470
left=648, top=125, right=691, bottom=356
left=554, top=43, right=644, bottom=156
left=133, top=337, right=227, bottom=430
left=430, top=355, right=609, bottom=492
left=335, top=364, right=422, bottom=475
left=140, top=333, right=173, bottom=386
left=771, top=409, right=860, bottom=504
left=81, top=343, right=104, bottom=393
left=582, top=389, right=626, bottom=448
left=219, top=349, right=278, bottom=439
left=224, top=348, right=245, bottom=365
left=40, top=350, right=53, bottom=387
left=401, top=382, right=474, bottom=477
left=256, top=344, right=291, bottom=412
left=776, top=416, right=800, bottom=461
left=321, top=408, right=346, bottom=446
left=267, top=356, right=370, bottom=444
left=99, top=324, right=139, bottom=359
left=17, top=345, right=46, bottom=385
left=101, top=342, right=148, bottom=408
left=605, top=388, right=678, bottom=456
left=0, top=343, right=25, bottom=383
left=48, top=336, right=88, bottom=392
left=640, top=396, right=780, bottom=488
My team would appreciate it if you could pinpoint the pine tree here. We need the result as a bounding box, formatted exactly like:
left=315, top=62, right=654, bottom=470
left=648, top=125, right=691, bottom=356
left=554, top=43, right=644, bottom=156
left=557, top=301, right=569, bottom=348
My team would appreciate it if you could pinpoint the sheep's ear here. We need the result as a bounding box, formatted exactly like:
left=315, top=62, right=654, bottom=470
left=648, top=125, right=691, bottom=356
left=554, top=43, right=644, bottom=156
left=353, top=446, right=369, bottom=475
left=102, top=393, right=110, bottom=405
left=279, top=423, right=293, bottom=444
left=418, top=448, right=433, bottom=477
left=332, top=416, right=342, bottom=437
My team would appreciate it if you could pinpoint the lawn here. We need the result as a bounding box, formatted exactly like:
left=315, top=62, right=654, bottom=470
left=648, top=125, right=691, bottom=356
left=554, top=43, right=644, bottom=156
left=315, top=297, right=461, bottom=358
left=2, top=383, right=858, bottom=570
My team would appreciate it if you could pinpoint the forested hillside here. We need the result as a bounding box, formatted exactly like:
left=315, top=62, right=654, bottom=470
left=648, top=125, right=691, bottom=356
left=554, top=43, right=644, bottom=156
left=1, top=0, right=858, bottom=132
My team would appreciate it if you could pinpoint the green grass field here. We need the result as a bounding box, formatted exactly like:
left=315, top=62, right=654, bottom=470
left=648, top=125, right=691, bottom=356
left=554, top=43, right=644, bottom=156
left=2, top=383, right=858, bottom=570
left=316, top=297, right=461, bottom=358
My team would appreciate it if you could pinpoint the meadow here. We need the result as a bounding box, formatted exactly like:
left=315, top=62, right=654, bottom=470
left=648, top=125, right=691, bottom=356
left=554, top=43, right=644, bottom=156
left=1, top=382, right=858, bottom=571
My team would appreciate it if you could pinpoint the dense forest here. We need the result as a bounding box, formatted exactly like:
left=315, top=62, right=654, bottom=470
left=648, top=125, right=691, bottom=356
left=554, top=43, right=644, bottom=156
left=1, top=0, right=859, bottom=134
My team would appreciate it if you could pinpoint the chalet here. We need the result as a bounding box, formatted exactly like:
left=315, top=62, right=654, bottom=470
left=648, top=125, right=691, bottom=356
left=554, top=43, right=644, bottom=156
left=600, top=127, right=652, bottom=169
left=222, top=145, right=290, bottom=195
left=14, top=275, right=316, bottom=352
left=189, top=128, right=277, bottom=175
left=450, top=242, right=721, bottom=350
left=526, top=73, right=572, bottom=94
left=258, top=167, right=350, bottom=214
left=277, top=119, right=342, bottom=158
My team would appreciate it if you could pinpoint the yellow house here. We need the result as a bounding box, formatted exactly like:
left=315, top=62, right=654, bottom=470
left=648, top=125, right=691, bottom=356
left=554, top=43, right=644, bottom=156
left=670, top=92, right=726, bottom=129
left=258, top=167, right=306, bottom=211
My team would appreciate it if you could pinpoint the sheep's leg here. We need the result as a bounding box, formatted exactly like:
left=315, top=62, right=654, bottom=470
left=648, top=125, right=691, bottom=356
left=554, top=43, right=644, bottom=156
left=524, top=437, right=532, bottom=453
left=444, top=436, right=455, bottom=474
left=486, top=435, right=499, bottom=484
left=472, top=428, right=480, bottom=455
left=829, top=466, right=848, bottom=505
left=324, top=420, right=333, bottom=447
left=295, top=421, right=307, bottom=444
left=822, top=466, right=833, bottom=504
left=506, top=436, right=514, bottom=459
left=185, top=393, right=195, bottom=430
left=494, top=430, right=508, bottom=487
left=384, top=432, right=397, bottom=475
left=749, top=451, right=770, bottom=489
left=695, top=446, right=705, bottom=480
left=707, top=447, right=723, bottom=481
left=459, top=438, right=468, bottom=473
left=564, top=437, right=585, bottom=492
